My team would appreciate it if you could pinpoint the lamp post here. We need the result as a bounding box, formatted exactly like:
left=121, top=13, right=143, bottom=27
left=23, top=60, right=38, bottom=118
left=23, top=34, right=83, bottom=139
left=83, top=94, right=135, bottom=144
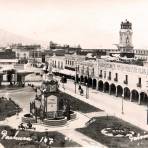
left=75, top=64, right=77, bottom=94
left=42, top=88, right=47, bottom=117
left=145, top=93, right=148, bottom=124
left=86, top=67, right=89, bottom=99
left=121, top=91, right=124, bottom=114
left=121, top=96, right=124, bottom=114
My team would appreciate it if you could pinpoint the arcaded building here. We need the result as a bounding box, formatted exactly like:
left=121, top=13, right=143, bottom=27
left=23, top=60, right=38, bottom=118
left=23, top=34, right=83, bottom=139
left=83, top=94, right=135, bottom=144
left=76, top=20, right=148, bottom=105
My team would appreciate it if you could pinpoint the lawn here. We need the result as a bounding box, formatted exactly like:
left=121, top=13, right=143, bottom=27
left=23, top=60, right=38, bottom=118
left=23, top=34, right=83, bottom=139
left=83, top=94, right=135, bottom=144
left=0, top=97, right=21, bottom=121
left=56, top=91, right=102, bottom=113
left=0, top=126, right=81, bottom=148
left=76, top=116, right=148, bottom=148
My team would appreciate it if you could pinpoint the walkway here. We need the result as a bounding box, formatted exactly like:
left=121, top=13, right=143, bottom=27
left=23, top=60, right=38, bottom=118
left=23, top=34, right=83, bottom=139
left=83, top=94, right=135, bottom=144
left=0, top=109, right=106, bottom=147
left=0, top=85, right=107, bottom=147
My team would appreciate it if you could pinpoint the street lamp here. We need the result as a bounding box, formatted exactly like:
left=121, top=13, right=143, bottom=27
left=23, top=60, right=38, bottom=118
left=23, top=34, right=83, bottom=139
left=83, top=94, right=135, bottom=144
left=86, top=67, right=89, bottom=99
left=121, top=92, right=124, bottom=114
left=42, top=88, right=47, bottom=117
left=145, top=93, right=148, bottom=124
left=121, top=96, right=124, bottom=114
left=75, top=65, right=78, bottom=94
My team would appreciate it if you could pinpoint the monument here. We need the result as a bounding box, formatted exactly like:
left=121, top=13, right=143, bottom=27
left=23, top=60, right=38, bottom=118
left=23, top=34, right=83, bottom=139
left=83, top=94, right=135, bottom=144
left=22, top=69, right=76, bottom=126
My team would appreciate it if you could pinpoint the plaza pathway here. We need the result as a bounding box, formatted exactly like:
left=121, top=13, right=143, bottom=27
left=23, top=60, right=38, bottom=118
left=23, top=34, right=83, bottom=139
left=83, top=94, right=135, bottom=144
left=0, top=86, right=106, bottom=147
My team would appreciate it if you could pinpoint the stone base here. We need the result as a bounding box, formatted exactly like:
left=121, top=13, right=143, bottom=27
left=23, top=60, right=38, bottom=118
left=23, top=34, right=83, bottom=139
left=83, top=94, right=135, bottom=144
left=43, top=117, right=67, bottom=126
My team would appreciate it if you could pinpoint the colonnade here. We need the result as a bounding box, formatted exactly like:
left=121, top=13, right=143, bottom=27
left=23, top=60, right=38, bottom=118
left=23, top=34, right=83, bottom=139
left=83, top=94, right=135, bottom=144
left=77, top=75, right=148, bottom=105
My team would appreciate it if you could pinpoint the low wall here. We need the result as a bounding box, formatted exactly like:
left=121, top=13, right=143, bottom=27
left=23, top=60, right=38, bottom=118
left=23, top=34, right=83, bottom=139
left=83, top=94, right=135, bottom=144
left=43, top=117, right=67, bottom=126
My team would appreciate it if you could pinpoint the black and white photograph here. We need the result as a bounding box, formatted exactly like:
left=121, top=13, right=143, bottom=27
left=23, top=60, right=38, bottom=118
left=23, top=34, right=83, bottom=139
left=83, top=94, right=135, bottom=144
left=0, top=0, right=148, bottom=147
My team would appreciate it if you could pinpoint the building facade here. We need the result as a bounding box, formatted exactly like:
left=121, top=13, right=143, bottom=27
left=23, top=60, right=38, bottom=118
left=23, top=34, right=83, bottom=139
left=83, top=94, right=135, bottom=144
left=76, top=58, right=148, bottom=105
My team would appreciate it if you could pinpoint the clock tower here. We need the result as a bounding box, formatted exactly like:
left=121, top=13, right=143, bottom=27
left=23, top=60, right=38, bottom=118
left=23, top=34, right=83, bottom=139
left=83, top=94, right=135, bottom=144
left=119, top=20, right=134, bottom=55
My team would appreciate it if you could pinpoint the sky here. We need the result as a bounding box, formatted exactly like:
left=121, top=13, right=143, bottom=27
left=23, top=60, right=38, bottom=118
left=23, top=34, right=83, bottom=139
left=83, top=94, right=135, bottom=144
left=0, top=0, right=148, bottom=48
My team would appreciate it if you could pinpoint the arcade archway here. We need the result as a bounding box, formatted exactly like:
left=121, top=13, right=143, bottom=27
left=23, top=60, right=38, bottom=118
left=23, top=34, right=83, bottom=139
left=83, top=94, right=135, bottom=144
left=75, top=74, right=79, bottom=83
left=131, top=89, right=139, bottom=102
left=124, top=87, right=130, bottom=99
left=104, top=82, right=109, bottom=93
left=80, top=75, right=84, bottom=83
left=117, top=85, right=123, bottom=97
left=88, top=77, right=92, bottom=87
left=110, top=83, right=116, bottom=95
left=84, top=76, right=88, bottom=85
left=140, top=92, right=148, bottom=105
left=92, top=79, right=97, bottom=89
left=98, top=80, right=103, bottom=91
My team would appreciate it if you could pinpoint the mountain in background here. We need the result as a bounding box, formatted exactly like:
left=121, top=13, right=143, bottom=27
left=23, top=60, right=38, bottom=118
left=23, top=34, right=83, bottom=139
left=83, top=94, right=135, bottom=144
left=0, top=29, right=47, bottom=47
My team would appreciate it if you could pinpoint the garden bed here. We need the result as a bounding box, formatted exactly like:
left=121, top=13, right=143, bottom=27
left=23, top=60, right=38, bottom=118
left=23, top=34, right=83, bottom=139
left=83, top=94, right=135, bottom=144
left=0, top=125, right=80, bottom=148
left=57, top=91, right=102, bottom=113
left=76, top=116, right=148, bottom=148
left=0, top=98, right=21, bottom=121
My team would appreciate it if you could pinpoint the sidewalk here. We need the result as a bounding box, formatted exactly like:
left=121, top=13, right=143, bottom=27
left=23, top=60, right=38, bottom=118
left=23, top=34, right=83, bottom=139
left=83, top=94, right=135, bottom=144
left=58, top=77, right=148, bottom=131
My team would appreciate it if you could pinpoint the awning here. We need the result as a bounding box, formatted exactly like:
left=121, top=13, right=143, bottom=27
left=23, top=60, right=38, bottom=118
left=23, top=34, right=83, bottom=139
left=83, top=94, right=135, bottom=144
left=16, top=70, right=34, bottom=76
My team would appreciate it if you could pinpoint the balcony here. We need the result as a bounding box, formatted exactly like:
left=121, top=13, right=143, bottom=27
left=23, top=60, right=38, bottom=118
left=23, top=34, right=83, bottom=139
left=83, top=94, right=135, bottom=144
left=137, top=83, right=141, bottom=88
left=123, top=80, right=128, bottom=84
left=114, top=77, right=118, bottom=82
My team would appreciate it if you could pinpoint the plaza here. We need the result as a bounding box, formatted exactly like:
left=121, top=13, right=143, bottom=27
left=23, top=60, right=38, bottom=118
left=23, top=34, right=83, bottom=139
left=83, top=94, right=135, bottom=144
left=0, top=70, right=148, bottom=147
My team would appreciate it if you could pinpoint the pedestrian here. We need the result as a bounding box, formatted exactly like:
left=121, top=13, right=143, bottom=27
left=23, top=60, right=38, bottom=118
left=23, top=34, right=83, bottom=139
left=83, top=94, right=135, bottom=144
left=27, top=121, right=32, bottom=129
left=80, top=88, right=83, bottom=96
left=78, top=85, right=81, bottom=90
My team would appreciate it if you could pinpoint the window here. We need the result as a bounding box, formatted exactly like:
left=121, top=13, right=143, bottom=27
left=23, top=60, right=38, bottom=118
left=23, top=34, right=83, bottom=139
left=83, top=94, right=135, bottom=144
left=115, top=73, right=118, bottom=78
left=72, top=61, right=74, bottom=66
left=92, top=68, right=94, bottom=76
left=125, top=75, right=128, bottom=82
left=100, top=70, right=102, bottom=75
left=114, top=73, right=118, bottom=81
left=138, top=78, right=141, bottom=84
left=58, top=61, right=60, bottom=68
left=104, top=71, right=106, bottom=78
left=137, top=77, right=141, bottom=87
left=99, top=70, right=102, bottom=77
left=124, top=75, right=128, bottom=84
left=108, top=71, right=111, bottom=80
left=61, top=62, right=63, bottom=69
left=77, top=65, right=79, bottom=72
